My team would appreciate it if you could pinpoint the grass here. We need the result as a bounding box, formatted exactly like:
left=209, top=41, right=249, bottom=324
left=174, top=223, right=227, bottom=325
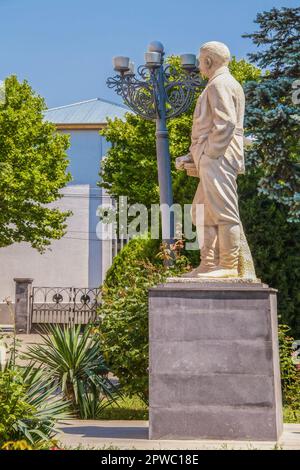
left=99, top=395, right=148, bottom=420
left=283, top=406, right=300, bottom=423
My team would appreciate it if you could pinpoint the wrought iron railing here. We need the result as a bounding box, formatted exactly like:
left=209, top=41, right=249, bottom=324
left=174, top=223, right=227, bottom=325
left=30, top=286, right=101, bottom=330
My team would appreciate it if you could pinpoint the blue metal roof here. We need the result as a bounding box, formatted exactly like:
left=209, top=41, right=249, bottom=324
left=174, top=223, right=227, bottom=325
left=44, top=98, right=128, bottom=124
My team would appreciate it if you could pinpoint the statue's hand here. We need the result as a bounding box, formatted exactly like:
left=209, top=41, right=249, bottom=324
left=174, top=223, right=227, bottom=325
left=175, top=154, right=193, bottom=170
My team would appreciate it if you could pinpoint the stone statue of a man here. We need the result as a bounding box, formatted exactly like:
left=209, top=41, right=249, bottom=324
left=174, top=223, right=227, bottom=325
left=176, top=41, right=253, bottom=279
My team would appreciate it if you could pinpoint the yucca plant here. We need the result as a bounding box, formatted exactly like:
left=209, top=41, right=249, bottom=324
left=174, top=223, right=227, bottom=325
left=20, top=365, right=72, bottom=439
left=24, top=324, right=120, bottom=418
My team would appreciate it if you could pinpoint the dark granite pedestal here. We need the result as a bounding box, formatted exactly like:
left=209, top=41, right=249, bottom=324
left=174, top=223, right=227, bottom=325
left=149, top=279, right=283, bottom=441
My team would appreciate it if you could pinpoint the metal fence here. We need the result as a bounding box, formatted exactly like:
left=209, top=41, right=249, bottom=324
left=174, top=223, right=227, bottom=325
left=30, top=286, right=101, bottom=330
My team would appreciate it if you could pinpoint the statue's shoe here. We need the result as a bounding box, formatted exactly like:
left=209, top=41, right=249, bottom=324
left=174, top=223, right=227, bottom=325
left=197, top=268, right=239, bottom=279
left=182, top=265, right=219, bottom=278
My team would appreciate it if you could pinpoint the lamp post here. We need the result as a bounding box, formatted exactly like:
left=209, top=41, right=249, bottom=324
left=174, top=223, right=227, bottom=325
left=107, top=40, right=205, bottom=244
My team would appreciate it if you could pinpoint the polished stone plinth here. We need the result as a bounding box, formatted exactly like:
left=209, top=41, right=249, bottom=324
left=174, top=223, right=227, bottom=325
left=149, top=279, right=283, bottom=441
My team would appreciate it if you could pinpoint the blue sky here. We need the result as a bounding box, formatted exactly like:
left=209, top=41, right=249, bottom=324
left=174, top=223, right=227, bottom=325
left=0, top=0, right=298, bottom=108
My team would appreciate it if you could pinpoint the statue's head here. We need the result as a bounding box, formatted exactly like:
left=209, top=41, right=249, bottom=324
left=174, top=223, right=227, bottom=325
left=198, top=41, right=231, bottom=78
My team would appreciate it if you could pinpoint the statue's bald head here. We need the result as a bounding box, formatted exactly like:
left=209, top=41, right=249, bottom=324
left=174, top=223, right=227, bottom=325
left=198, top=41, right=231, bottom=78
left=200, top=41, right=231, bottom=65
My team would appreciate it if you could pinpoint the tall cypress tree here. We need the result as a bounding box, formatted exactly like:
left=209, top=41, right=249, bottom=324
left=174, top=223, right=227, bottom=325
left=243, top=6, right=300, bottom=223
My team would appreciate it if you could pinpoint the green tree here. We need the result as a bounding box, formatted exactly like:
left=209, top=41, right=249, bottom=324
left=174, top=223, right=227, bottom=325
left=238, top=170, right=300, bottom=333
left=0, top=76, right=71, bottom=252
left=243, top=6, right=300, bottom=223
left=99, top=57, right=261, bottom=208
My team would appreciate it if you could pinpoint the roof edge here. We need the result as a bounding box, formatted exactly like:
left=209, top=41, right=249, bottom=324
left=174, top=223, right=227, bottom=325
left=55, top=123, right=107, bottom=130
left=46, top=97, right=128, bottom=112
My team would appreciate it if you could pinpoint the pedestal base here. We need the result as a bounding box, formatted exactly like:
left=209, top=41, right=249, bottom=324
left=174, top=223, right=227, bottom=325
left=149, top=279, right=283, bottom=441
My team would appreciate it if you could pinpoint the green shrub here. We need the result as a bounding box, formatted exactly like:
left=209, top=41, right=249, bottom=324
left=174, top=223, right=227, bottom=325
left=0, top=369, right=35, bottom=445
left=0, top=365, right=70, bottom=447
left=98, top=236, right=189, bottom=404
left=104, top=237, right=161, bottom=288
left=278, top=324, right=300, bottom=415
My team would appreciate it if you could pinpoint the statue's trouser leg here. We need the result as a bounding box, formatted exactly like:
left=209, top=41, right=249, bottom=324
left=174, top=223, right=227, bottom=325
left=194, top=155, right=241, bottom=277
left=197, top=225, right=219, bottom=273
left=193, top=154, right=240, bottom=225
left=218, top=223, right=240, bottom=270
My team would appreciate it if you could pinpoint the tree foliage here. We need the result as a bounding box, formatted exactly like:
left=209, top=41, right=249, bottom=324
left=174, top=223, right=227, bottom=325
left=243, top=6, right=300, bottom=222
left=0, top=76, right=71, bottom=251
left=238, top=170, right=300, bottom=333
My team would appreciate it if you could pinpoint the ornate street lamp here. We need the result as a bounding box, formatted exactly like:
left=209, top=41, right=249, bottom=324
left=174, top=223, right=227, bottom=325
left=107, top=40, right=205, bottom=243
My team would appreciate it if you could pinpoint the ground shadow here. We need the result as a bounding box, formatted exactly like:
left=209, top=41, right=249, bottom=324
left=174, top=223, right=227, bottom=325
left=59, top=424, right=149, bottom=440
